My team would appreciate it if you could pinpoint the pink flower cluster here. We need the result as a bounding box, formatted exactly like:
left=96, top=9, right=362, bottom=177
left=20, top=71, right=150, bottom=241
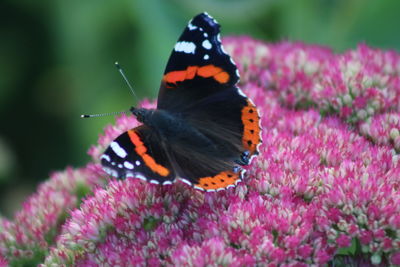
left=2, top=37, right=400, bottom=266
left=224, top=37, right=400, bottom=152
left=0, top=165, right=106, bottom=266
left=360, top=112, right=400, bottom=151
left=0, top=254, right=7, bottom=267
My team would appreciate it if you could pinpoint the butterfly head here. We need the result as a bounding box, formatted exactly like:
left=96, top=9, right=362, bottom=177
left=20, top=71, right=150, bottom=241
left=130, top=107, right=149, bottom=124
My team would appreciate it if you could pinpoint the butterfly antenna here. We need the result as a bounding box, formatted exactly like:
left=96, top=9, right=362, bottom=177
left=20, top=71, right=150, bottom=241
left=81, top=110, right=129, bottom=119
left=115, top=61, right=138, bottom=100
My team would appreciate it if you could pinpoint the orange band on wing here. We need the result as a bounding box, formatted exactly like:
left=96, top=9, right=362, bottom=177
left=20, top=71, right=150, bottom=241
left=241, top=99, right=261, bottom=154
left=163, top=64, right=230, bottom=86
left=163, top=70, right=188, bottom=84
left=186, top=66, right=198, bottom=79
left=195, top=171, right=240, bottom=190
left=196, top=65, right=221, bottom=78
left=213, top=72, right=230, bottom=83
left=127, top=130, right=170, bottom=177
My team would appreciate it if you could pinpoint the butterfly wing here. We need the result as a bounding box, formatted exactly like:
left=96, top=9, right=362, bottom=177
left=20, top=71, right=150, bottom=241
left=169, top=88, right=261, bottom=191
left=156, top=13, right=262, bottom=191
left=157, top=12, right=239, bottom=111
left=101, top=125, right=176, bottom=185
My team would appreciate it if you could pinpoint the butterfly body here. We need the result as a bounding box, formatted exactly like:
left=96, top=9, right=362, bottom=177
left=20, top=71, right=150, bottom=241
left=101, top=13, right=262, bottom=191
left=131, top=107, right=216, bottom=150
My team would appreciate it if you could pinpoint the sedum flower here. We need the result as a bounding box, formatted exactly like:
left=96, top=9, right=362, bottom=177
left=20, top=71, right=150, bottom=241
left=0, top=254, right=7, bottom=267
left=0, top=164, right=107, bottom=266
left=1, top=37, right=400, bottom=266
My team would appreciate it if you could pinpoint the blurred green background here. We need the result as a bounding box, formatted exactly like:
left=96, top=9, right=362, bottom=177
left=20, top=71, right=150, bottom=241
left=1, top=0, right=400, bottom=217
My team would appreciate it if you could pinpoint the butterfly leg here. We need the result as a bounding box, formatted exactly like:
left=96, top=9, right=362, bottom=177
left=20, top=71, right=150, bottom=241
left=234, top=151, right=250, bottom=166
left=233, top=165, right=241, bottom=173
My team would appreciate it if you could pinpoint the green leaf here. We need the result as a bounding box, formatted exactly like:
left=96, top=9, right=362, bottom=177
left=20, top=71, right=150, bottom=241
left=75, top=181, right=92, bottom=204
left=336, top=237, right=360, bottom=256
left=8, top=246, right=47, bottom=267
left=143, top=216, right=160, bottom=231
left=272, top=229, right=278, bottom=246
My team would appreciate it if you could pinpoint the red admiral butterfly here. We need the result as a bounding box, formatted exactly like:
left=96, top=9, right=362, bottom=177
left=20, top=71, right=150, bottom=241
left=101, top=13, right=262, bottom=191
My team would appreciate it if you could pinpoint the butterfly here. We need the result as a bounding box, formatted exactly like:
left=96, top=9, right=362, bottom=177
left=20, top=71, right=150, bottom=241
left=101, top=12, right=262, bottom=192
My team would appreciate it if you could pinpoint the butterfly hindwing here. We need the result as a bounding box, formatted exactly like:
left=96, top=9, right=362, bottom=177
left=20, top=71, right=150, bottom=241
left=167, top=88, right=261, bottom=191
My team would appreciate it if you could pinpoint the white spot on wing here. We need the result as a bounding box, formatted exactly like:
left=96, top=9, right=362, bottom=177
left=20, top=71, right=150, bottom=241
left=235, top=69, right=240, bottom=78
left=100, top=154, right=110, bottom=162
left=221, top=45, right=229, bottom=55
left=117, top=164, right=123, bottom=168
left=203, top=12, right=218, bottom=24
left=247, top=97, right=255, bottom=105
left=135, top=160, right=141, bottom=166
left=136, top=174, right=146, bottom=181
left=203, top=54, right=209, bottom=60
left=175, top=41, right=196, bottom=54
left=194, top=185, right=205, bottom=191
left=203, top=32, right=208, bottom=37
left=202, top=40, right=212, bottom=50
left=163, top=181, right=173, bottom=185
left=180, top=179, right=193, bottom=186
left=237, top=88, right=247, bottom=97
left=150, top=180, right=159, bottom=184
left=103, top=167, right=118, bottom=177
left=110, top=141, right=127, bottom=158
left=188, top=23, right=197, bottom=30
left=126, top=172, right=147, bottom=181
left=125, top=172, right=134, bottom=177
left=125, top=172, right=146, bottom=181
left=124, top=161, right=134, bottom=169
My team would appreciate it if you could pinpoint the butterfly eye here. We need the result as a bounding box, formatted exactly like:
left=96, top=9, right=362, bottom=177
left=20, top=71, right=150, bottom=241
left=131, top=108, right=144, bottom=122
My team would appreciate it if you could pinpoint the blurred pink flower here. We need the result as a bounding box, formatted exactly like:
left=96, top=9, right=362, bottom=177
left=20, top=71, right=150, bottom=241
left=0, top=164, right=107, bottom=265
left=392, top=252, right=400, bottom=265
left=336, top=235, right=351, bottom=248
left=0, top=254, right=7, bottom=267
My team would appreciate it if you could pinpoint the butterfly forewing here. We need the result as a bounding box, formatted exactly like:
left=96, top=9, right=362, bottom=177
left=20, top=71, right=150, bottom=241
left=101, top=125, right=176, bottom=185
left=157, top=13, right=239, bottom=111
